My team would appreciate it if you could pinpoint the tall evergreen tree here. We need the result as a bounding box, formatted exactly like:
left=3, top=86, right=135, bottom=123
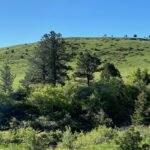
left=0, top=63, right=15, bottom=94
left=74, top=52, right=101, bottom=86
left=132, top=91, right=150, bottom=125
left=26, top=31, right=71, bottom=86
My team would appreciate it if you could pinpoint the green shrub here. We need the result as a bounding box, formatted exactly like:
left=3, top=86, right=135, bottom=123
left=116, top=127, right=142, bottom=150
left=73, top=126, right=116, bottom=149
left=57, top=127, right=75, bottom=150
left=0, top=127, right=62, bottom=150
left=28, top=85, right=70, bottom=115
left=27, top=85, right=73, bottom=130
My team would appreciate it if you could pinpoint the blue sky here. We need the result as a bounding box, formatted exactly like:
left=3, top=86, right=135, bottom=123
left=0, top=0, right=150, bottom=47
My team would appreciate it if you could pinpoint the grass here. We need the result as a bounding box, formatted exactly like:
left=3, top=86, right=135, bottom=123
left=0, top=38, right=150, bottom=88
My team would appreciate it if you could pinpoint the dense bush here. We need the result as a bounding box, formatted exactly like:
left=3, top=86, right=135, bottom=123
left=57, top=126, right=150, bottom=150
left=0, top=66, right=149, bottom=149
left=27, top=85, right=73, bottom=130
left=57, top=127, right=75, bottom=149
left=71, top=78, right=136, bottom=126
left=116, top=126, right=150, bottom=150
left=0, top=127, right=62, bottom=149
left=73, top=126, right=116, bottom=149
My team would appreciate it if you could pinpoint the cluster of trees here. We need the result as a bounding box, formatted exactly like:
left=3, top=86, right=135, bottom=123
left=105, top=33, right=150, bottom=39
left=0, top=31, right=149, bottom=128
left=0, top=31, right=150, bottom=149
left=23, top=31, right=122, bottom=87
left=25, top=31, right=71, bottom=86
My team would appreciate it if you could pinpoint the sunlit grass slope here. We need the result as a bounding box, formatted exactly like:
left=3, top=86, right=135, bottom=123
left=0, top=38, right=150, bottom=88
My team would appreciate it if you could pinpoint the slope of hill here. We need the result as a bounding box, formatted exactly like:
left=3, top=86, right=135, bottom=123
left=0, top=38, right=150, bottom=88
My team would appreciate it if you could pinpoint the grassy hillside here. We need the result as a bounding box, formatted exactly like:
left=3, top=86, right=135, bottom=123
left=0, top=37, right=150, bottom=150
left=0, top=38, right=150, bottom=88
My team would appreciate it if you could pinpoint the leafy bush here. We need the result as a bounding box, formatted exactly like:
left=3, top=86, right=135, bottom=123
left=116, top=127, right=142, bottom=150
left=74, top=126, right=116, bottom=149
left=57, top=127, right=75, bottom=149
left=27, top=85, right=72, bottom=130
left=56, top=126, right=117, bottom=150
left=28, top=85, right=70, bottom=115
left=0, top=127, right=63, bottom=150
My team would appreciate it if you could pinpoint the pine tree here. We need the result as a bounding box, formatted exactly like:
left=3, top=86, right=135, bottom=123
left=0, top=63, right=15, bottom=94
left=132, top=91, right=149, bottom=125
left=26, top=31, right=71, bottom=86
left=74, top=52, right=101, bottom=86
left=20, top=72, right=31, bottom=95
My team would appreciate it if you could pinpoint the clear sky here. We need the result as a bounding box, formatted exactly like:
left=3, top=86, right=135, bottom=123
left=0, top=0, right=150, bottom=47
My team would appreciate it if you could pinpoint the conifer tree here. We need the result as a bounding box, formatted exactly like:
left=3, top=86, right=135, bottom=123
left=0, top=63, right=15, bottom=94
left=132, top=91, right=150, bottom=125
left=74, top=52, right=101, bottom=86
left=26, top=31, right=71, bottom=86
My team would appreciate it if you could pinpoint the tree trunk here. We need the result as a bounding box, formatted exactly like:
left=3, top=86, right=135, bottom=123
left=87, top=75, right=90, bottom=86
left=52, top=43, right=57, bottom=87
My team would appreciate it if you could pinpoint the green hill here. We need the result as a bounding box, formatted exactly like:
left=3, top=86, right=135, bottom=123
left=0, top=37, right=150, bottom=150
left=0, top=38, right=150, bottom=88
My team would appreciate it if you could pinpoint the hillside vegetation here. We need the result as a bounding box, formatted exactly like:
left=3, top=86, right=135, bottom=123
left=0, top=38, right=150, bottom=87
left=0, top=33, right=150, bottom=150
